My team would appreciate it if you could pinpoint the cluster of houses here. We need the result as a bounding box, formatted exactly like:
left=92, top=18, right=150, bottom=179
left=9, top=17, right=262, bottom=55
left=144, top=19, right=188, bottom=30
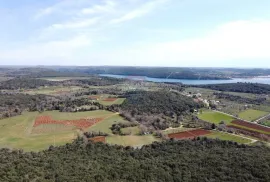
left=184, top=92, right=221, bottom=109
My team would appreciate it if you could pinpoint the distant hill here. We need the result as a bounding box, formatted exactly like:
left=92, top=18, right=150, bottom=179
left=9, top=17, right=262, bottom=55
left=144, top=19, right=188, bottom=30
left=193, top=83, right=270, bottom=94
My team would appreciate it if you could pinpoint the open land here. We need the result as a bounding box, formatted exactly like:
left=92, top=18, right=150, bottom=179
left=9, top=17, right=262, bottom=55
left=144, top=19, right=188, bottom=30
left=0, top=110, right=121, bottom=151
left=24, top=86, right=83, bottom=95
left=198, top=110, right=235, bottom=124
left=238, top=109, right=268, bottom=121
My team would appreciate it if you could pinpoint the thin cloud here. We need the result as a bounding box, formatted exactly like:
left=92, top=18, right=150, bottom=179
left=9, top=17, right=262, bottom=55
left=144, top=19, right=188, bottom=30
left=34, top=0, right=91, bottom=19
left=110, top=0, right=169, bottom=24
left=81, top=0, right=116, bottom=15
left=49, top=17, right=100, bottom=30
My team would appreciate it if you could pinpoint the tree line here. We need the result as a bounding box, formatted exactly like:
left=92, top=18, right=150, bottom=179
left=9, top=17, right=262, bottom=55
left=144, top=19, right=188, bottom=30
left=0, top=138, right=269, bottom=182
left=193, top=83, right=270, bottom=94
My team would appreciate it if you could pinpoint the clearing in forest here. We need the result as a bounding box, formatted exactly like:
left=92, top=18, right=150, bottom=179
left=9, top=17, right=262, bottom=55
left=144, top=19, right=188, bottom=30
left=89, top=94, right=126, bottom=106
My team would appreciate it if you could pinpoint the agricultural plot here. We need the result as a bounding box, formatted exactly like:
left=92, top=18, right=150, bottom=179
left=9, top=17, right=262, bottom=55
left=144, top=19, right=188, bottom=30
left=238, top=109, right=268, bottom=121
left=24, top=86, right=82, bottom=95
left=88, top=114, right=129, bottom=135
left=89, top=94, right=125, bottom=106
left=106, top=135, right=159, bottom=147
left=32, top=115, right=104, bottom=134
left=167, top=128, right=252, bottom=144
left=229, top=120, right=270, bottom=135
left=198, top=111, right=235, bottom=124
left=0, top=110, right=118, bottom=151
left=88, top=136, right=106, bottom=143
left=206, top=131, right=252, bottom=144
left=168, top=129, right=211, bottom=140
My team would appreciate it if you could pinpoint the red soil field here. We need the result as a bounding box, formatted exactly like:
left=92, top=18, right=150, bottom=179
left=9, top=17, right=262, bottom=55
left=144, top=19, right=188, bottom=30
left=231, top=120, right=270, bottom=133
left=102, top=98, right=118, bottom=102
left=168, top=129, right=211, bottom=139
left=33, top=116, right=103, bottom=131
left=88, top=136, right=106, bottom=143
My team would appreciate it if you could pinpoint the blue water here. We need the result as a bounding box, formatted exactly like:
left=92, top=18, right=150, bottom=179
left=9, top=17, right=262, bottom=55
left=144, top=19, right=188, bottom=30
left=100, top=74, right=270, bottom=85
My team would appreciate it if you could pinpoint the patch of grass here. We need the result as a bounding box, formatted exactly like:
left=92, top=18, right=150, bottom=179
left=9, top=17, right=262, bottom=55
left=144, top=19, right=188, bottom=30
left=121, top=126, right=140, bottom=135
left=24, top=86, right=82, bottom=95
left=98, top=98, right=125, bottom=106
left=238, top=109, right=268, bottom=121
left=106, top=135, right=159, bottom=147
left=88, top=114, right=129, bottom=135
left=198, top=111, right=235, bottom=124
left=206, top=131, right=252, bottom=144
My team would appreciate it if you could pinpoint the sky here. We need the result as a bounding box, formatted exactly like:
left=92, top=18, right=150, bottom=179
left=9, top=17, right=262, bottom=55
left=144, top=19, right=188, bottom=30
left=0, top=0, right=270, bottom=67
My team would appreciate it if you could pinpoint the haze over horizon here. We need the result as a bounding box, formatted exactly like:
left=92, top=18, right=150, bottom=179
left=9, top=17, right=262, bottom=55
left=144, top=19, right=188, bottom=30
left=1, top=0, right=270, bottom=67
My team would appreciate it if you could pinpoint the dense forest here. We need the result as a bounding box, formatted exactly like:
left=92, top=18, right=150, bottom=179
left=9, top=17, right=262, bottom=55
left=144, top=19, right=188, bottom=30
left=0, top=93, right=104, bottom=119
left=108, top=91, right=203, bottom=130
left=121, top=91, right=202, bottom=115
left=3, top=66, right=270, bottom=80
left=66, top=66, right=231, bottom=80
left=194, top=83, right=270, bottom=94
left=0, top=76, right=125, bottom=90
left=214, top=92, right=267, bottom=105
left=0, top=138, right=269, bottom=182
left=0, top=78, right=57, bottom=90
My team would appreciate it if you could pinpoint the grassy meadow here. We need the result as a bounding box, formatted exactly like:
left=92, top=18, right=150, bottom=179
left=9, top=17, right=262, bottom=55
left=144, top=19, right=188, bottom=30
left=23, top=86, right=83, bottom=95
left=198, top=110, right=235, bottom=124
left=206, top=131, right=252, bottom=144
left=238, top=109, right=268, bottom=121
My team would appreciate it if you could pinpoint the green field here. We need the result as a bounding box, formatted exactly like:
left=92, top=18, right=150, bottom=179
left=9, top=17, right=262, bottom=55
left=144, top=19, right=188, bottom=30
left=89, top=94, right=126, bottom=106
left=88, top=113, right=129, bottom=135
left=206, top=131, right=252, bottom=144
left=198, top=111, right=235, bottom=124
left=98, top=98, right=126, bottom=106
left=0, top=110, right=120, bottom=151
left=121, top=126, right=140, bottom=135
left=106, top=135, right=159, bottom=147
left=238, top=109, right=268, bottom=121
